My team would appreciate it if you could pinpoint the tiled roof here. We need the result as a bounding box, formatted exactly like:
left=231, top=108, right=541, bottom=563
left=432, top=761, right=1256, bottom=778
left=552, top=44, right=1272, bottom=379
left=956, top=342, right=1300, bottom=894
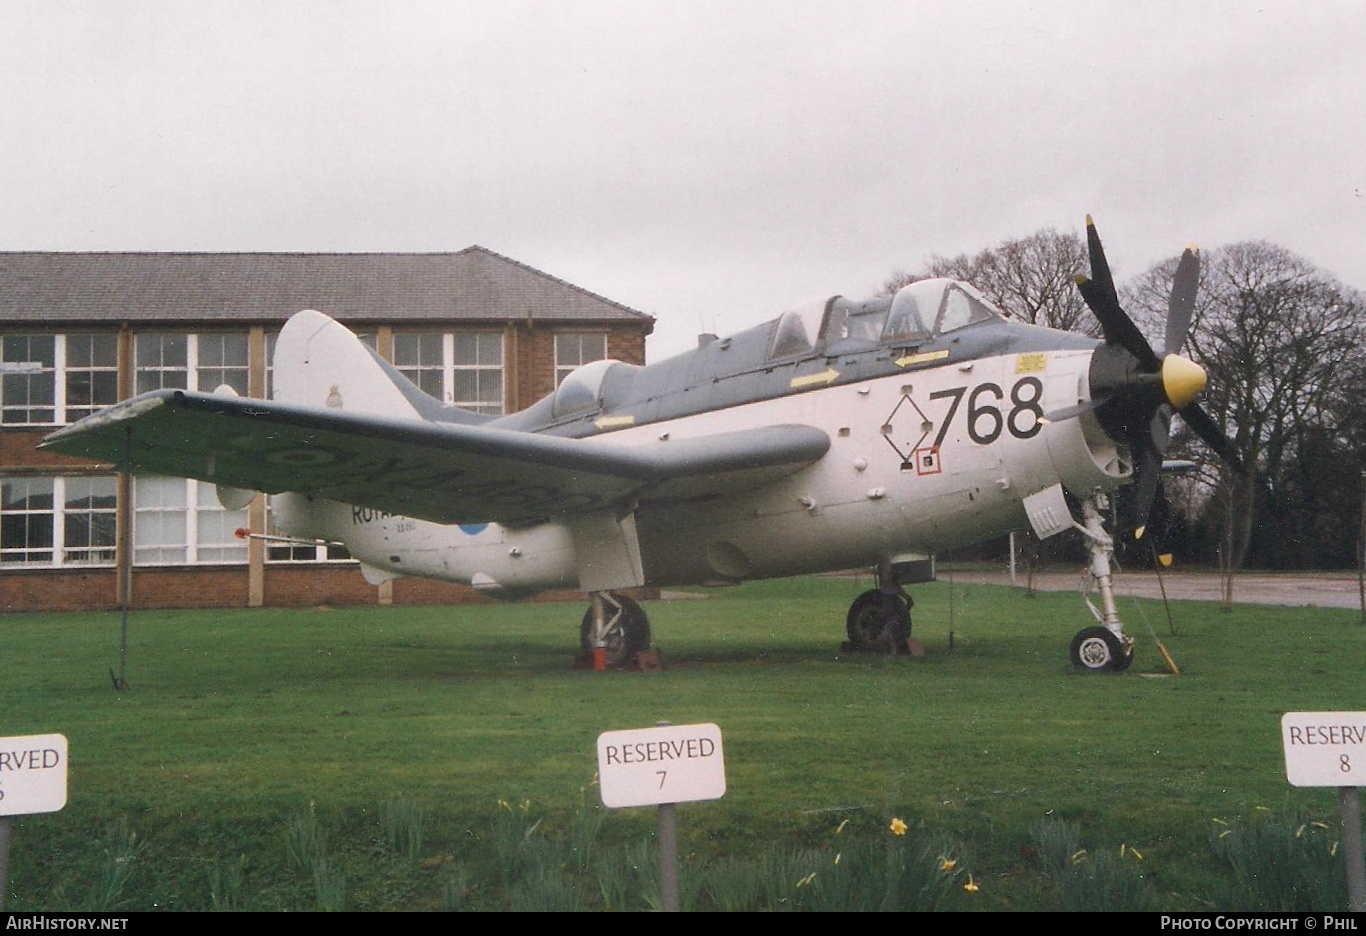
left=0, top=247, right=653, bottom=330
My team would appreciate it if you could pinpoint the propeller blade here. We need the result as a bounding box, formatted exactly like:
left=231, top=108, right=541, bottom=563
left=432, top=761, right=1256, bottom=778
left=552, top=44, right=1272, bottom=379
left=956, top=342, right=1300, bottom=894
left=1131, top=436, right=1162, bottom=539
left=1165, top=245, right=1201, bottom=356
left=1078, top=276, right=1161, bottom=370
left=1041, top=395, right=1109, bottom=424
left=1179, top=403, right=1243, bottom=471
left=1085, top=215, right=1121, bottom=314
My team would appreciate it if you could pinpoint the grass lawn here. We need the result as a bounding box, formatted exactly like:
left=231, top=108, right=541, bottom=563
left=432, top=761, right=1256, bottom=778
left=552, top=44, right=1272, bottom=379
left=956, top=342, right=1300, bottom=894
left=1, top=575, right=1359, bottom=910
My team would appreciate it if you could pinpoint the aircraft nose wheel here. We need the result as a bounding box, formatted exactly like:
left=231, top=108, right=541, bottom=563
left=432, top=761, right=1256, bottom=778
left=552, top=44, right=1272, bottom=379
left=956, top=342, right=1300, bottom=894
left=580, top=592, right=650, bottom=668
left=1069, top=626, right=1133, bottom=673
left=845, top=589, right=912, bottom=653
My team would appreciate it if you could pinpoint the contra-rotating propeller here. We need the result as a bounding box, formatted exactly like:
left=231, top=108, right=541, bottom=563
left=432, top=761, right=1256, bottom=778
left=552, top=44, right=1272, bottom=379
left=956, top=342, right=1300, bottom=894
left=1062, top=216, right=1242, bottom=540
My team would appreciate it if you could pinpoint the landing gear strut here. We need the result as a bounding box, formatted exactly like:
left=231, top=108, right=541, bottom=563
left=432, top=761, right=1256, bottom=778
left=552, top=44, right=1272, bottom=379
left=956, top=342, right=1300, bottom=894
left=580, top=591, right=650, bottom=669
left=844, top=560, right=913, bottom=654
left=1070, top=494, right=1134, bottom=672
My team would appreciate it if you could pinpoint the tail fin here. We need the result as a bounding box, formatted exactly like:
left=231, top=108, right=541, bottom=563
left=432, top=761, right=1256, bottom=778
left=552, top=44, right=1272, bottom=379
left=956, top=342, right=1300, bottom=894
left=272, top=309, right=424, bottom=420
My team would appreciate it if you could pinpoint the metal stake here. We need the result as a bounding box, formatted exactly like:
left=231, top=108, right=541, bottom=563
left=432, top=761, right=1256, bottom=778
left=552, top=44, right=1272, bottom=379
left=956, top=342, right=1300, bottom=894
left=0, top=816, right=11, bottom=911
left=1342, top=786, right=1366, bottom=912
left=655, top=719, right=680, bottom=911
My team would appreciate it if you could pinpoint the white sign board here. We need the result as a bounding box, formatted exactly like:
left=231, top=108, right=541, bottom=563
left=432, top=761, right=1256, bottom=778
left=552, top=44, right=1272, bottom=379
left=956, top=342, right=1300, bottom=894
left=0, top=733, right=69, bottom=816
left=1281, top=712, right=1366, bottom=787
left=597, top=723, right=725, bottom=809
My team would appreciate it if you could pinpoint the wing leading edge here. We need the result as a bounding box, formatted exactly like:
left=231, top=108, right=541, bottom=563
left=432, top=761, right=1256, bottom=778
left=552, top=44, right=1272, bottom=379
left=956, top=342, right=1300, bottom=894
left=39, top=390, right=830, bottom=527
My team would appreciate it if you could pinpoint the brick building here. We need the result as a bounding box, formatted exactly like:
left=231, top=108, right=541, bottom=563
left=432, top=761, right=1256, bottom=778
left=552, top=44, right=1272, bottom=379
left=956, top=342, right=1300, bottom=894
left=0, top=248, right=653, bottom=612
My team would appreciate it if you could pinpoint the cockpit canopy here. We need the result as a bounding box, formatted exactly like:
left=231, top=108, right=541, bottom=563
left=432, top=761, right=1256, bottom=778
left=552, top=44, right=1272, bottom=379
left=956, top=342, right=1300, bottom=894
left=551, top=358, right=635, bottom=419
left=768, top=278, right=1002, bottom=360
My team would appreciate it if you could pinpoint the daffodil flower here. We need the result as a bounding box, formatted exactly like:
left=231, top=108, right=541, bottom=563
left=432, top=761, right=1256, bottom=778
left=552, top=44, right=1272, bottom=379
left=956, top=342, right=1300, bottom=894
left=939, top=857, right=957, bottom=872
left=963, top=874, right=979, bottom=893
left=834, top=819, right=850, bottom=835
left=889, top=817, right=908, bottom=836
left=796, top=871, right=817, bottom=888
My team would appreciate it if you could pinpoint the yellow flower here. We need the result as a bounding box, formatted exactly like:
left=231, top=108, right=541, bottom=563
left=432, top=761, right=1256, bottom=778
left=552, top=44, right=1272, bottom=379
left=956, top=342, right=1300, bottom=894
left=939, top=857, right=957, bottom=872
left=1218, top=829, right=1233, bottom=839
left=889, top=817, right=908, bottom=836
left=1128, top=847, right=1143, bottom=861
left=1295, top=824, right=1305, bottom=838
left=1211, top=817, right=1228, bottom=826
left=963, top=874, right=980, bottom=893
left=1312, top=821, right=1329, bottom=830
left=497, top=799, right=511, bottom=811
left=796, top=872, right=817, bottom=888
left=1254, top=805, right=1271, bottom=813
left=1332, top=841, right=1339, bottom=857
left=834, top=819, right=850, bottom=835
left=834, top=852, right=842, bottom=866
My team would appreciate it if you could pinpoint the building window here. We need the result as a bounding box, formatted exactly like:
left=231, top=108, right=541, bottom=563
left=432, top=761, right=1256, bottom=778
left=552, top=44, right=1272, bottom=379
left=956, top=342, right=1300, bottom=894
left=64, top=334, right=120, bottom=421
left=196, top=333, right=249, bottom=395
left=0, top=475, right=117, bottom=567
left=1, top=334, right=120, bottom=426
left=62, top=476, right=118, bottom=565
left=453, top=333, right=503, bottom=415
left=135, top=333, right=250, bottom=396
left=393, top=331, right=504, bottom=415
left=394, top=333, right=445, bottom=398
left=264, top=496, right=351, bottom=563
left=135, top=333, right=189, bottom=394
left=133, top=476, right=247, bottom=566
left=1, top=335, right=56, bottom=425
left=554, top=333, right=607, bottom=386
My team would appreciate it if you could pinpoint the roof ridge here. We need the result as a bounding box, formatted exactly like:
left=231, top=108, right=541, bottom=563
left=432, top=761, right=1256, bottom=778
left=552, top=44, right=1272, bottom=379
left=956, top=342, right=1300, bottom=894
left=456, top=246, right=653, bottom=321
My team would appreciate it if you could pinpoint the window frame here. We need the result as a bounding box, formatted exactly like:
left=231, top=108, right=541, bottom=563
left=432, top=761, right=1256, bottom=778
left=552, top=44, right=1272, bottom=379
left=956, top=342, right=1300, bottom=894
left=554, top=332, right=608, bottom=386
left=1, top=332, right=120, bottom=427
left=132, top=476, right=249, bottom=567
left=0, top=474, right=118, bottom=568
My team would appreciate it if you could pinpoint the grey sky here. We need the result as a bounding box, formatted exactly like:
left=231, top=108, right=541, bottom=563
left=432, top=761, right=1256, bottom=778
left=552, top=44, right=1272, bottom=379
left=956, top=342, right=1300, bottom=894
left=1, top=1, right=1362, bottom=359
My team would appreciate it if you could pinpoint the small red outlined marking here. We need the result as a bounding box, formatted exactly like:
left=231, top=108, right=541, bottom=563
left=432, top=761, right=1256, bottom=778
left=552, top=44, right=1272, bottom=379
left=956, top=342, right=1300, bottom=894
left=913, top=446, right=942, bottom=476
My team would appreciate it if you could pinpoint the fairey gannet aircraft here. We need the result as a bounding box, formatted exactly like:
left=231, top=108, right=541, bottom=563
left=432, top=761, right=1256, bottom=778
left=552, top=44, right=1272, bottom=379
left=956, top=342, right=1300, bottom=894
left=40, top=219, right=1239, bottom=672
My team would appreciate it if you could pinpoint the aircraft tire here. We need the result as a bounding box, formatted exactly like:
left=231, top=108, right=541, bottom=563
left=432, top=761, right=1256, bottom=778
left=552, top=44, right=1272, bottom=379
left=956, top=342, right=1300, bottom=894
left=580, top=594, right=650, bottom=668
left=846, top=589, right=911, bottom=653
left=1069, top=626, right=1128, bottom=673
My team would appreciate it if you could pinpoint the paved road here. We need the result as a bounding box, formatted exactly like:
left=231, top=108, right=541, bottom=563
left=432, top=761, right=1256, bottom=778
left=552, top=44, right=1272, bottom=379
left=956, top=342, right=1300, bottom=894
left=945, top=569, right=1365, bottom=610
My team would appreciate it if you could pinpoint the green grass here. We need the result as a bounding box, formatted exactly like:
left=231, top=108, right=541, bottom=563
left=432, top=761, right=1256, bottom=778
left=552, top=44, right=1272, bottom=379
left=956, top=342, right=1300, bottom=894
left=1, top=576, right=1360, bottom=910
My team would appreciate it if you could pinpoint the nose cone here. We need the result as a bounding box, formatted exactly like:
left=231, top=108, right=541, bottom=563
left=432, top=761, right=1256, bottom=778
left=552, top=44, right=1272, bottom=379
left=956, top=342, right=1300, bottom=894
left=1161, top=354, right=1207, bottom=409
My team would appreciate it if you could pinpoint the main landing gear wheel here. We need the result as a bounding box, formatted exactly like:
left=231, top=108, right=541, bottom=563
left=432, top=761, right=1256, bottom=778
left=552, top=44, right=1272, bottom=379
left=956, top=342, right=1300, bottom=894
left=846, top=589, right=911, bottom=653
left=580, top=593, right=650, bottom=668
left=1069, top=626, right=1133, bottom=673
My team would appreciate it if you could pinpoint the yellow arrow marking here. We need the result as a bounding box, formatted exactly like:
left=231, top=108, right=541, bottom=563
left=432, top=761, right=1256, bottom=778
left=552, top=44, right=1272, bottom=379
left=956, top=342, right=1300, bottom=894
left=895, top=349, right=949, bottom=369
left=790, top=368, right=840, bottom=389
left=594, top=415, right=635, bottom=430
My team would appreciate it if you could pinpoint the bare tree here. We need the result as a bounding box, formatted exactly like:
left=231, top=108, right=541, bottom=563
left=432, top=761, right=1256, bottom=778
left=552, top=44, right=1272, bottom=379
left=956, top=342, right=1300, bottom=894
left=1126, top=242, right=1366, bottom=571
left=886, top=228, right=1093, bottom=333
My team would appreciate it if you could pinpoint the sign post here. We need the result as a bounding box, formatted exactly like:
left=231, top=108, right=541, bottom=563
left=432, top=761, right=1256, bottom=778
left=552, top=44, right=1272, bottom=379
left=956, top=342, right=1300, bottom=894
left=1281, top=712, right=1366, bottom=911
left=597, top=722, right=725, bottom=912
left=0, top=733, right=69, bottom=911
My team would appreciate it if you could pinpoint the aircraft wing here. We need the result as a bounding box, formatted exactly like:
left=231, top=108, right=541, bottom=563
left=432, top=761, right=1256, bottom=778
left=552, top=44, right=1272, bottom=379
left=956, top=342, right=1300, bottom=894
left=39, top=390, right=830, bottom=526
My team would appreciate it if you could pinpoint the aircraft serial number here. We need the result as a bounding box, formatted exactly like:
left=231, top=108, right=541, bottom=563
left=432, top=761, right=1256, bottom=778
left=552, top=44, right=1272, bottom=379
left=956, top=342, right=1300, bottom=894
left=929, top=377, right=1043, bottom=447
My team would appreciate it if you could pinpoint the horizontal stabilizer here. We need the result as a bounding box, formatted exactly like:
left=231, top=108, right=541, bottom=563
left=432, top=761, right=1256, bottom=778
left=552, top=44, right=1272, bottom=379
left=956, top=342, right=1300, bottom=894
left=40, top=390, right=830, bottom=527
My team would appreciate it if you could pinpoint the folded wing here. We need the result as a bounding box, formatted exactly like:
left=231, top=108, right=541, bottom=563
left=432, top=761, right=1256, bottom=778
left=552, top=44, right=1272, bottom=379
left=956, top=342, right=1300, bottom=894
left=39, top=390, right=830, bottom=526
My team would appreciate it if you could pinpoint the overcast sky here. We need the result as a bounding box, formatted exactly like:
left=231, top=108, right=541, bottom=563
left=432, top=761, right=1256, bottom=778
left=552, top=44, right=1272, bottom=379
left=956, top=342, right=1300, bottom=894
left=1, top=0, right=1362, bottom=359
